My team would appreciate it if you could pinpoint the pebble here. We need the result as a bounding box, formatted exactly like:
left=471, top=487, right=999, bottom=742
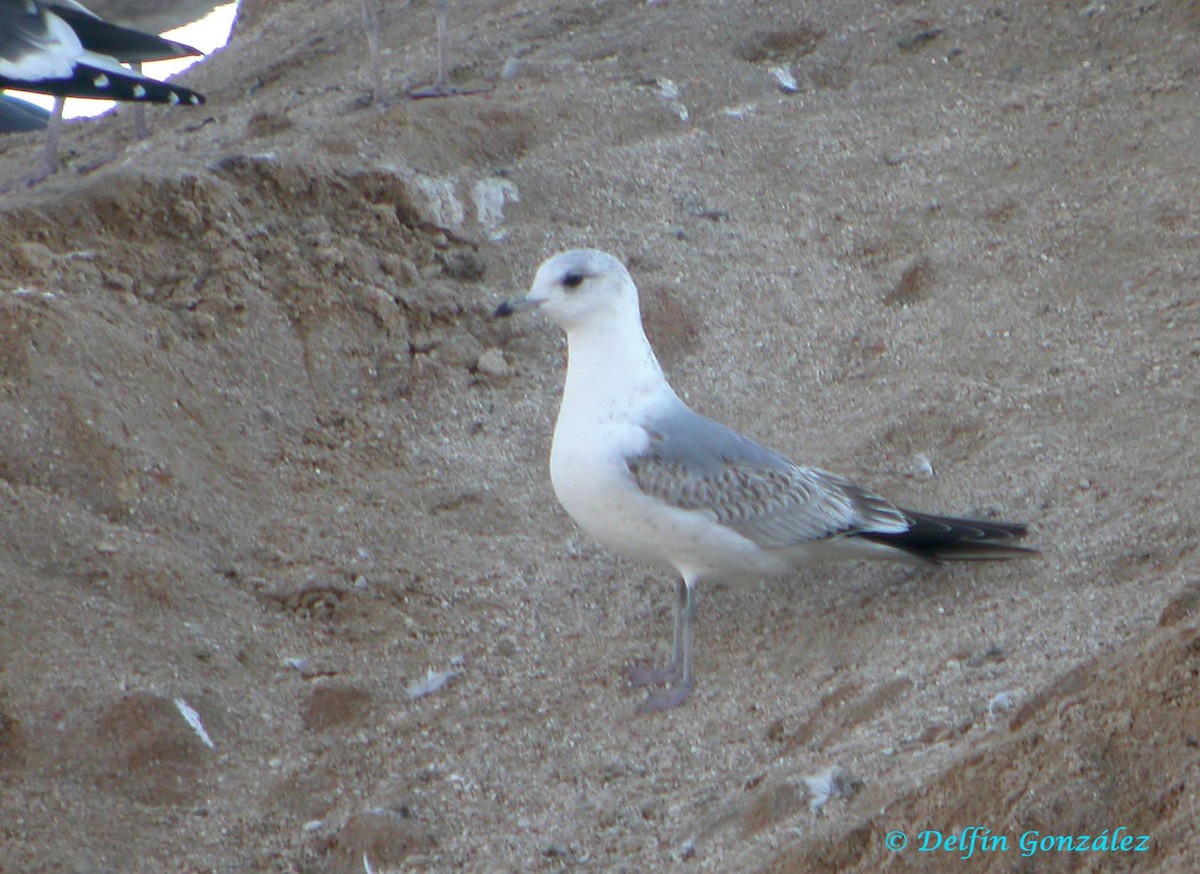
left=475, top=348, right=510, bottom=377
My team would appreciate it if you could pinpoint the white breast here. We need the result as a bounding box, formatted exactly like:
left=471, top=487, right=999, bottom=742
left=548, top=414, right=792, bottom=584
left=545, top=302, right=793, bottom=585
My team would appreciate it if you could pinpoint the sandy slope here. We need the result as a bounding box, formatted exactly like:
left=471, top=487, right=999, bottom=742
left=0, top=0, right=1197, bottom=870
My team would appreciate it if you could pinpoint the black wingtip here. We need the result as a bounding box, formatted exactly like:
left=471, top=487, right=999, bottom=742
left=19, top=66, right=207, bottom=105
left=859, top=511, right=1037, bottom=562
left=493, top=300, right=515, bottom=318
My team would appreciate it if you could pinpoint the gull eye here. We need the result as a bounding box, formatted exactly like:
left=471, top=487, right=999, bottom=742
left=562, top=271, right=584, bottom=289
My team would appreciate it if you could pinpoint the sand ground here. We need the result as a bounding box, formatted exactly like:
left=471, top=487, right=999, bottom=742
left=1, top=0, right=1198, bottom=870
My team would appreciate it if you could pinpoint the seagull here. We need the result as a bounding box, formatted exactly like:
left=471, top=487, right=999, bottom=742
left=495, top=249, right=1036, bottom=713
left=0, top=0, right=205, bottom=181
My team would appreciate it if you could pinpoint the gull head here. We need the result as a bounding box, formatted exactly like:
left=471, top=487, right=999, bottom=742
left=494, top=249, right=639, bottom=332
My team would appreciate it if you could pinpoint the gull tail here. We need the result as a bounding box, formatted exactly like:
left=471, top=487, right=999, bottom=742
left=858, top=511, right=1037, bottom=562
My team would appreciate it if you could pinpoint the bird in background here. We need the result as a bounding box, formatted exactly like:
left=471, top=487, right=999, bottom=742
left=496, top=249, right=1036, bottom=713
left=0, top=0, right=205, bottom=183
left=361, top=0, right=487, bottom=103
left=0, top=90, right=49, bottom=130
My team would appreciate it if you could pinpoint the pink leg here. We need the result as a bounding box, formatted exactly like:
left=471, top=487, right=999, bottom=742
left=362, top=0, right=382, bottom=103
left=629, top=577, right=698, bottom=713
left=408, top=0, right=487, bottom=99
left=133, top=63, right=150, bottom=140
left=28, top=96, right=65, bottom=185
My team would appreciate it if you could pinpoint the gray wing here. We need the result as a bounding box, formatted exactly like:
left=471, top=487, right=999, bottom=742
left=627, top=400, right=910, bottom=549
left=42, top=3, right=204, bottom=63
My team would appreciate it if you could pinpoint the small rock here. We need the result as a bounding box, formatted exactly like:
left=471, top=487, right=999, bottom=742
left=472, top=178, right=520, bottom=242
left=883, top=256, right=935, bottom=306
left=987, top=690, right=1018, bottom=718
left=918, top=720, right=971, bottom=744
left=380, top=254, right=419, bottom=285
left=499, top=57, right=525, bottom=80
left=406, top=668, right=459, bottom=701
left=909, top=453, right=935, bottom=480
left=354, top=285, right=408, bottom=336
left=896, top=28, right=944, bottom=51
left=177, top=309, right=218, bottom=339
left=673, top=839, right=696, bottom=862
left=803, top=765, right=862, bottom=813
left=966, top=645, right=1005, bottom=667
left=102, top=270, right=134, bottom=293
left=93, top=538, right=120, bottom=555
left=409, top=174, right=465, bottom=229
left=440, top=249, right=486, bottom=281
left=770, top=66, right=799, bottom=93
left=11, top=242, right=54, bottom=272
left=475, top=348, right=510, bottom=378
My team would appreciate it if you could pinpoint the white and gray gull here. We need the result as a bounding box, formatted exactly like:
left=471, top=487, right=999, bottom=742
left=495, top=249, right=1036, bottom=713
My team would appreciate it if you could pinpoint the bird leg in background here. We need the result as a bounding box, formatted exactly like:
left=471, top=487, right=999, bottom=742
left=29, top=96, right=66, bottom=185
left=408, top=0, right=488, bottom=99
left=408, top=0, right=452, bottom=98
left=361, top=0, right=382, bottom=103
left=132, top=62, right=149, bottom=139
left=433, top=0, right=448, bottom=89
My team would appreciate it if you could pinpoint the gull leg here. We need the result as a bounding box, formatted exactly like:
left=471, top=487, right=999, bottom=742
left=627, top=577, right=687, bottom=687
left=362, top=0, right=382, bottom=103
left=29, top=97, right=65, bottom=185
left=637, top=578, right=697, bottom=713
left=409, top=0, right=459, bottom=99
left=132, top=62, right=150, bottom=139
left=433, top=0, right=449, bottom=91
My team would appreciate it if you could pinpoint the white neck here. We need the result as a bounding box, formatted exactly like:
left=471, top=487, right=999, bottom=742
left=557, top=304, right=672, bottom=421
